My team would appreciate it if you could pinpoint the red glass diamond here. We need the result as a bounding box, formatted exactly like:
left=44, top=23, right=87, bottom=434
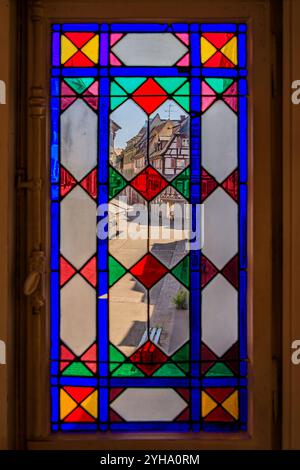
left=130, top=253, right=168, bottom=288
left=130, top=166, right=168, bottom=201
left=60, top=256, right=76, bottom=286
left=80, top=256, right=96, bottom=287
left=202, top=33, right=234, bottom=50
left=221, top=255, right=238, bottom=289
left=129, top=340, right=168, bottom=376
left=203, top=51, right=234, bottom=68
left=201, top=255, right=218, bottom=288
left=176, top=407, right=189, bottom=421
left=201, top=343, right=217, bottom=375
left=221, top=342, right=239, bottom=375
left=201, top=169, right=218, bottom=202
left=132, top=78, right=167, bottom=114
left=60, top=344, right=75, bottom=361
left=64, top=406, right=95, bottom=422
left=60, top=167, right=76, bottom=197
left=80, top=168, right=97, bottom=199
left=61, top=81, right=76, bottom=96
left=83, top=96, right=98, bottom=110
left=63, top=386, right=94, bottom=404
left=64, top=50, right=94, bottom=67
left=204, top=406, right=234, bottom=422
left=61, top=96, right=77, bottom=111
left=222, top=170, right=238, bottom=201
left=204, top=387, right=234, bottom=404
left=65, top=32, right=95, bottom=49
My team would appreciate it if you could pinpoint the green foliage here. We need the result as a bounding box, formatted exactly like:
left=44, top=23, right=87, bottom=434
left=172, top=288, right=188, bottom=310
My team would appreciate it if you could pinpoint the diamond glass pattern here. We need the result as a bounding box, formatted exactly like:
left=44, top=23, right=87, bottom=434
left=50, top=22, right=248, bottom=433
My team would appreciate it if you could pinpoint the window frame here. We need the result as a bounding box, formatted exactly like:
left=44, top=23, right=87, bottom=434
left=22, top=0, right=278, bottom=450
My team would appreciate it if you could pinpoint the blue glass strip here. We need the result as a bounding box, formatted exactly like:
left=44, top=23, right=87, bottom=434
left=201, top=68, right=238, bottom=77
left=98, top=69, right=109, bottom=426
left=201, top=24, right=237, bottom=33
left=99, top=386, right=109, bottom=425
left=240, top=359, right=247, bottom=376
left=50, top=361, right=59, bottom=375
left=52, top=424, right=59, bottom=431
left=60, top=423, right=98, bottom=431
left=239, top=96, right=248, bottom=182
left=190, top=246, right=201, bottom=271
left=51, top=78, right=60, bottom=96
left=97, top=227, right=108, bottom=270
left=52, top=24, right=61, bottom=32
left=202, top=422, right=241, bottom=432
left=238, top=78, right=248, bottom=95
left=110, top=67, right=189, bottom=77
left=50, top=98, right=59, bottom=139
left=191, top=387, right=201, bottom=431
left=60, top=377, right=98, bottom=387
left=50, top=98, right=59, bottom=184
left=239, top=184, right=247, bottom=269
left=50, top=271, right=59, bottom=359
left=60, top=68, right=98, bottom=77
left=239, top=269, right=248, bottom=360
left=98, top=274, right=108, bottom=365
left=239, top=387, right=248, bottom=427
left=110, top=378, right=189, bottom=387
left=50, top=203, right=59, bottom=270
left=50, top=377, right=58, bottom=385
left=52, top=33, right=60, bottom=67
left=202, top=377, right=240, bottom=387
left=190, top=279, right=201, bottom=375
left=238, top=33, right=247, bottom=69
left=99, top=79, right=109, bottom=183
left=190, top=24, right=200, bottom=33
left=51, top=144, right=59, bottom=183
left=190, top=33, right=200, bottom=67
left=111, top=24, right=168, bottom=33
left=238, top=24, right=247, bottom=32
left=170, top=23, right=189, bottom=33
left=51, top=184, right=59, bottom=201
left=100, top=33, right=109, bottom=67
left=110, top=423, right=190, bottom=432
left=62, top=23, right=99, bottom=32
left=51, top=387, right=59, bottom=422
left=190, top=75, right=201, bottom=431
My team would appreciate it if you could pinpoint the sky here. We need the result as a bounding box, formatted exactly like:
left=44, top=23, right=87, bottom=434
left=111, top=99, right=188, bottom=149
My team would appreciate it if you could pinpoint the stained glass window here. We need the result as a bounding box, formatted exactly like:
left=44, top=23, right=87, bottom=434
left=50, top=23, right=247, bottom=432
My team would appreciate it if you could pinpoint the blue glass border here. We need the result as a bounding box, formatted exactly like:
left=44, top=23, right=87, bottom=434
left=50, top=22, right=248, bottom=433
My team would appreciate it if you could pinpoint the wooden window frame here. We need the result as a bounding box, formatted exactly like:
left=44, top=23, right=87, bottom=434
left=19, top=0, right=280, bottom=450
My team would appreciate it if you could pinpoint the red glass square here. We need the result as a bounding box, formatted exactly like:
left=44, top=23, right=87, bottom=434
left=130, top=253, right=168, bottom=288
left=130, top=166, right=168, bottom=201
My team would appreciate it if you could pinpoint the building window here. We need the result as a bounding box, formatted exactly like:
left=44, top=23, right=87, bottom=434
left=50, top=22, right=247, bottom=432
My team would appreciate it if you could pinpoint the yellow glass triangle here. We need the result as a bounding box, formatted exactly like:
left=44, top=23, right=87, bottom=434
left=61, top=35, right=78, bottom=64
left=81, top=390, right=98, bottom=418
left=201, top=37, right=217, bottom=63
left=81, top=35, right=99, bottom=63
left=60, top=389, right=77, bottom=419
left=222, top=390, right=239, bottom=419
left=201, top=391, right=217, bottom=417
left=221, top=36, right=237, bottom=65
